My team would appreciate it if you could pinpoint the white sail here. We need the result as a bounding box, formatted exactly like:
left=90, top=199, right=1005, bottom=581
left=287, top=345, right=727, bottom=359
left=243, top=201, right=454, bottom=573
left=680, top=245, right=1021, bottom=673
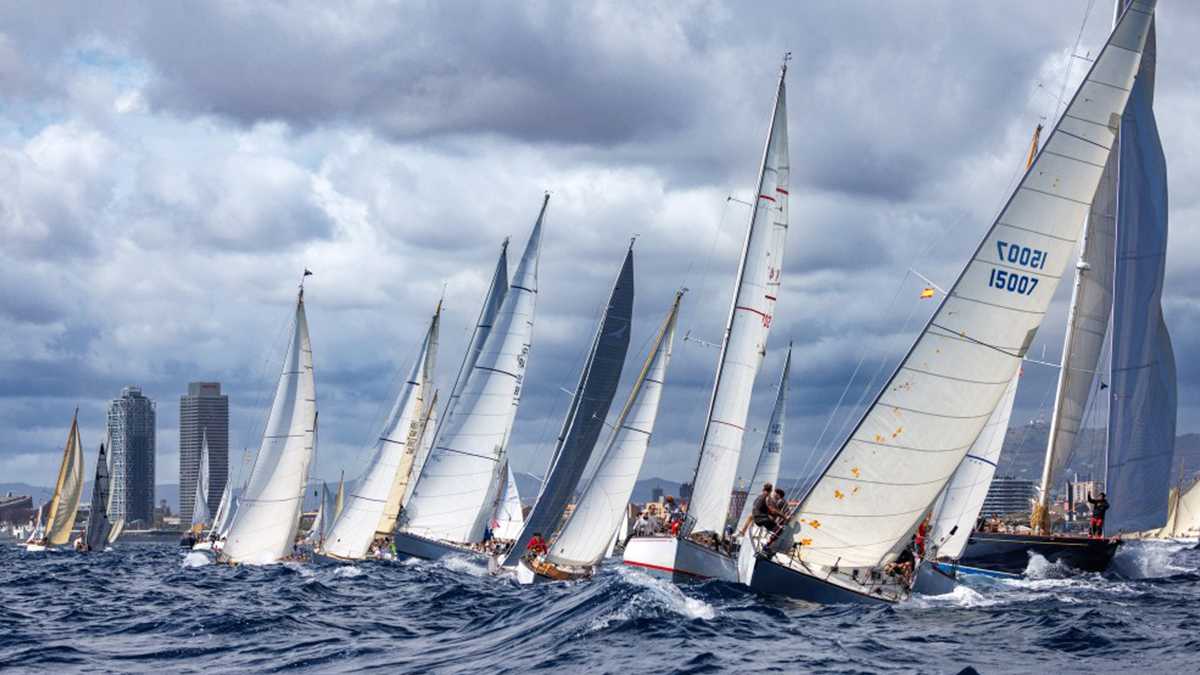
left=780, top=3, right=1154, bottom=573
left=928, top=372, right=1020, bottom=560
left=736, top=347, right=791, bottom=527
left=687, top=67, right=790, bottom=536
left=45, top=411, right=85, bottom=546
left=106, top=439, right=124, bottom=543
left=404, top=404, right=437, bottom=507
left=222, top=289, right=317, bottom=564
left=493, top=464, right=524, bottom=540
left=323, top=308, right=437, bottom=559
left=1162, top=478, right=1200, bottom=538
left=211, top=479, right=233, bottom=537
left=192, top=430, right=211, bottom=528
left=400, top=195, right=546, bottom=543
left=547, top=293, right=681, bottom=568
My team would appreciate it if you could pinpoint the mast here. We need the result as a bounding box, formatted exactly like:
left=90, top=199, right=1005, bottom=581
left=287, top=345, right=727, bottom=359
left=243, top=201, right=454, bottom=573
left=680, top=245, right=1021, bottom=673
left=684, top=57, right=791, bottom=536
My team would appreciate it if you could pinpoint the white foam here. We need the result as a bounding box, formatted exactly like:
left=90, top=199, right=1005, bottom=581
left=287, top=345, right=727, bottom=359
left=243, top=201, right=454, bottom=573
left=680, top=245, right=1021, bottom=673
left=616, top=566, right=716, bottom=621
left=333, top=565, right=363, bottom=578
left=1111, top=539, right=1195, bottom=579
left=908, top=583, right=998, bottom=609
left=181, top=551, right=212, bottom=568
left=441, top=555, right=489, bottom=577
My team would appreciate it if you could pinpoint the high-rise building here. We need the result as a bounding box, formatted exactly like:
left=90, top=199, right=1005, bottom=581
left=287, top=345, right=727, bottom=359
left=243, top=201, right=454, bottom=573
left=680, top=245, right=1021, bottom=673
left=180, top=382, right=229, bottom=524
left=108, top=386, right=156, bottom=526
left=981, top=475, right=1037, bottom=517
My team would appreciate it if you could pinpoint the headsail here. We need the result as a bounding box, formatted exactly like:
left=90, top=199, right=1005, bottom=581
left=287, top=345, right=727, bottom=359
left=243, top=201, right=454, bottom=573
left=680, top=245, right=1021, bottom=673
left=192, top=430, right=212, bottom=529
left=547, top=292, right=682, bottom=568
left=211, top=479, right=234, bottom=538
left=504, top=245, right=634, bottom=565
left=493, top=463, right=524, bottom=540
left=400, top=195, right=546, bottom=544
left=85, top=442, right=113, bottom=551
left=221, top=287, right=318, bottom=564
left=686, top=63, right=790, bottom=536
left=779, top=3, right=1155, bottom=573
left=736, top=346, right=791, bottom=528
left=322, top=306, right=438, bottom=559
left=45, top=410, right=85, bottom=546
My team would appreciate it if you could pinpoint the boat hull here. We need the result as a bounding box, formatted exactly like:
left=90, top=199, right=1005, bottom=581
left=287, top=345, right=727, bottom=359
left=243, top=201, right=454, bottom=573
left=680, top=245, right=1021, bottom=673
left=958, top=532, right=1120, bottom=576
left=912, top=560, right=959, bottom=596
left=393, top=531, right=486, bottom=562
left=742, top=556, right=893, bottom=605
left=622, top=536, right=737, bottom=581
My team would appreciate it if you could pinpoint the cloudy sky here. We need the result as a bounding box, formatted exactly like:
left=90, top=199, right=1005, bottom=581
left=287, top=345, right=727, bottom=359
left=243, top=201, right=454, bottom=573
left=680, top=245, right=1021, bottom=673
left=2, top=1, right=1197, bottom=496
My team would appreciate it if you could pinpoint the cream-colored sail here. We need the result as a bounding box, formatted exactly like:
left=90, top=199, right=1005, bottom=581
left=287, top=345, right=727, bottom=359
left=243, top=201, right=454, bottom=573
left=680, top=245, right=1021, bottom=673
left=45, top=410, right=85, bottom=546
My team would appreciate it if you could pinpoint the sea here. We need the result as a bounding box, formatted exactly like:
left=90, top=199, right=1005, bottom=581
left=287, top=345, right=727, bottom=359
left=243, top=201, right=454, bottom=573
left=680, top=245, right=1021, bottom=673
left=2, top=540, right=1197, bottom=674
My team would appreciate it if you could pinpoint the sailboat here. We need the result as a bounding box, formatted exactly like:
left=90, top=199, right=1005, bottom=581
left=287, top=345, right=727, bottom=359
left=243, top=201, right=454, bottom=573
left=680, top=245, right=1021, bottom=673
left=83, top=441, right=113, bottom=551
left=218, top=279, right=318, bottom=565
left=624, top=57, right=790, bottom=582
left=495, top=243, right=634, bottom=571
left=959, top=0, right=1170, bottom=577
left=26, top=410, right=85, bottom=552
left=1147, top=467, right=1200, bottom=542
left=183, top=430, right=213, bottom=550
left=394, top=195, right=547, bottom=560
left=738, top=1, right=1156, bottom=604
left=317, top=304, right=440, bottom=562
left=515, top=292, right=682, bottom=583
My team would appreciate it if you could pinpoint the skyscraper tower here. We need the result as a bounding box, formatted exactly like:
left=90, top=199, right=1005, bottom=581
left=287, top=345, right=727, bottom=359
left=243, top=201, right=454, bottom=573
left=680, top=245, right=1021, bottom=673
left=180, top=382, right=229, bottom=525
left=108, top=386, right=156, bottom=527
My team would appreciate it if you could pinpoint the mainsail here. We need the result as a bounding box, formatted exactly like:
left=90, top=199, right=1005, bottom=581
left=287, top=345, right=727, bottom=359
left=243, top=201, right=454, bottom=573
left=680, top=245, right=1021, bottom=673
left=547, top=293, right=682, bottom=568
left=493, top=463, right=524, bottom=540
left=736, top=346, right=791, bottom=528
left=400, top=195, right=547, bottom=544
left=45, top=410, right=85, bottom=546
left=1105, top=9, right=1176, bottom=533
left=778, top=2, right=1155, bottom=573
left=85, top=442, right=113, bottom=551
left=404, top=404, right=437, bottom=507
left=192, top=430, right=212, bottom=529
left=221, top=287, right=317, bottom=564
left=322, top=306, right=439, bottom=559
left=928, top=372, right=1020, bottom=560
left=503, top=245, right=634, bottom=565
left=686, top=63, right=790, bottom=536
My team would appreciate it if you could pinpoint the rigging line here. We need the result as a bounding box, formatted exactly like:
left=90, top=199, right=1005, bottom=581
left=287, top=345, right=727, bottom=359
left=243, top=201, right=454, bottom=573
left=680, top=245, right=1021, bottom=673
left=1053, top=0, right=1100, bottom=123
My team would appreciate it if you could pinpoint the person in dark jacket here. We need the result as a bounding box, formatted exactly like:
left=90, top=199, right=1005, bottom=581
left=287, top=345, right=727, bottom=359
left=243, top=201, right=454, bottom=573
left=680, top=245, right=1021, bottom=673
left=1087, top=492, right=1110, bottom=537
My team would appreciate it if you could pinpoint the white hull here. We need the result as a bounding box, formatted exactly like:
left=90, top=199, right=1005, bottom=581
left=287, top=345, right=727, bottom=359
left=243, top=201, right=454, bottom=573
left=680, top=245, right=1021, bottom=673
left=622, top=536, right=737, bottom=582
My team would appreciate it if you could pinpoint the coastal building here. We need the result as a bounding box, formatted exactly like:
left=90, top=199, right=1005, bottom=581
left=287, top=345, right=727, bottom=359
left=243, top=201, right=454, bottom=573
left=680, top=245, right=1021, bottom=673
left=179, top=382, right=229, bottom=524
left=108, top=386, right=157, bottom=527
left=1066, top=474, right=1106, bottom=522
left=980, top=476, right=1037, bottom=517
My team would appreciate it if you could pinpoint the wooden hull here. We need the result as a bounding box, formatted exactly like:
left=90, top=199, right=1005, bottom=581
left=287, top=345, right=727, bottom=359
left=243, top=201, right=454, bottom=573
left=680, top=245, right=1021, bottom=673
left=958, top=531, right=1121, bottom=576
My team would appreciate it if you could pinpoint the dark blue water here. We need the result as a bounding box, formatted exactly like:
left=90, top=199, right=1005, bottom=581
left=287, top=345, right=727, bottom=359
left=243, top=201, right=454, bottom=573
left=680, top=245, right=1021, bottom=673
left=2, top=541, right=1197, bottom=674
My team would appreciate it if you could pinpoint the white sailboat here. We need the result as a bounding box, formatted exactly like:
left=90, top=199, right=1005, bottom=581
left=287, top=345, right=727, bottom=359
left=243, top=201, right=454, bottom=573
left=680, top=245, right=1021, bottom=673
left=319, top=305, right=440, bottom=561
left=518, top=292, right=682, bottom=583
left=739, top=1, right=1156, bottom=604
left=193, top=430, right=212, bottom=530
left=26, top=410, right=85, bottom=551
left=394, top=195, right=546, bottom=560
left=625, top=58, right=790, bottom=581
left=219, top=281, right=318, bottom=565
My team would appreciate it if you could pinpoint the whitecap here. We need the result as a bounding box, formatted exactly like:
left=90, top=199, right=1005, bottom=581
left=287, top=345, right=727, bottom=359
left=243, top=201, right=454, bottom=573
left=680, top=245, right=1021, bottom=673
left=616, top=566, right=716, bottom=620
left=181, top=551, right=212, bottom=568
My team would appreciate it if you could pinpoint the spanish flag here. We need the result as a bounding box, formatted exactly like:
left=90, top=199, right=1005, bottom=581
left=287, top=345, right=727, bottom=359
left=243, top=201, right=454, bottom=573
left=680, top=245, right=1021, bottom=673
left=920, top=287, right=935, bottom=299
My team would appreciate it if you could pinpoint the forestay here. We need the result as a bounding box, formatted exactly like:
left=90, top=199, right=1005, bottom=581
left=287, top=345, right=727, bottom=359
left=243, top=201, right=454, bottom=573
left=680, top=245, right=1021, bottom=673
left=928, top=372, right=1020, bottom=560
left=736, top=346, right=791, bottom=527
left=323, top=307, right=437, bottom=559
left=400, top=195, right=547, bottom=544
left=504, top=246, right=634, bottom=565
left=687, top=66, right=791, bottom=536
left=784, top=3, right=1156, bottom=572
left=46, top=411, right=84, bottom=546
left=222, top=291, right=317, bottom=564
left=548, top=293, right=681, bottom=568
left=1106, top=13, right=1176, bottom=533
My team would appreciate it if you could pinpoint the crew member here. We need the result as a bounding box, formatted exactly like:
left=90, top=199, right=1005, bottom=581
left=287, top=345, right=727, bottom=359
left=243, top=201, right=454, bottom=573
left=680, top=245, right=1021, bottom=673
left=1087, top=492, right=1110, bottom=537
left=751, top=483, right=783, bottom=550
left=526, top=532, right=549, bottom=557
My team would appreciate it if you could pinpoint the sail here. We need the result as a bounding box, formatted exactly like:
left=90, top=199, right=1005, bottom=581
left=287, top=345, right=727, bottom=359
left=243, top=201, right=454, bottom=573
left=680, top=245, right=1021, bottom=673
left=400, top=195, right=546, bottom=543
left=928, top=372, right=1020, bottom=560
left=780, top=4, right=1154, bottom=573
left=548, top=293, right=681, bottom=568
left=493, top=464, right=524, bottom=540
left=192, top=431, right=211, bottom=528
left=85, top=443, right=113, bottom=551
left=222, top=290, right=317, bottom=564
left=106, top=442, right=124, bottom=543
left=1163, top=478, right=1200, bottom=537
left=1106, top=14, right=1176, bottom=534
left=323, top=308, right=437, bottom=559
left=448, top=240, right=509, bottom=416
left=45, top=411, right=85, bottom=546
left=211, top=480, right=233, bottom=537
left=503, top=246, right=634, bottom=565
left=404, top=403, right=437, bottom=507
left=1036, top=137, right=1117, bottom=515
left=334, top=471, right=344, bottom=520
left=378, top=322, right=438, bottom=535
left=686, top=66, right=790, bottom=536
left=736, top=347, right=792, bottom=527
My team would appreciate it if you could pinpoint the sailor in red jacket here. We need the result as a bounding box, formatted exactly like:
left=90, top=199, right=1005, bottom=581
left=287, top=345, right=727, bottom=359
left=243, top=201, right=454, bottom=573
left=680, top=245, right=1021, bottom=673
left=526, top=532, right=549, bottom=557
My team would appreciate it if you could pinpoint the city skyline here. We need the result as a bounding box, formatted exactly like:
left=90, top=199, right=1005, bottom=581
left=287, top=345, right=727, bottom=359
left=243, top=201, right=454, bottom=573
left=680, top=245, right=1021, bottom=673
left=179, top=381, right=229, bottom=525
left=107, top=385, right=156, bottom=526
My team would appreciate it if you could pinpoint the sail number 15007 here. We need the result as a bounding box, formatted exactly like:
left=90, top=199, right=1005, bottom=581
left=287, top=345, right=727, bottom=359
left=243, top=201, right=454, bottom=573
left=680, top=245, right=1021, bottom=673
left=989, top=240, right=1045, bottom=296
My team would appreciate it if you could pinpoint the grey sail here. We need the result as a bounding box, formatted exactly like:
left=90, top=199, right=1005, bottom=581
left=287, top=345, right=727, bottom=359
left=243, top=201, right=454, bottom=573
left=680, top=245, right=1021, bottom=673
left=85, top=443, right=112, bottom=551
left=1106, top=13, right=1176, bottom=533
left=503, top=246, right=634, bottom=565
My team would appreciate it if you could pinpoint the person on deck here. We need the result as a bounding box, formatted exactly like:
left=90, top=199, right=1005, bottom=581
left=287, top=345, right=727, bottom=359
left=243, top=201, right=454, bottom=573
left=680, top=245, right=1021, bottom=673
left=526, top=532, right=549, bottom=557
left=663, top=495, right=684, bottom=534
left=751, top=483, right=784, bottom=551
left=770, top=488, right=788, bottom=526
left=1087, top=492, right=1110, bottom=537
